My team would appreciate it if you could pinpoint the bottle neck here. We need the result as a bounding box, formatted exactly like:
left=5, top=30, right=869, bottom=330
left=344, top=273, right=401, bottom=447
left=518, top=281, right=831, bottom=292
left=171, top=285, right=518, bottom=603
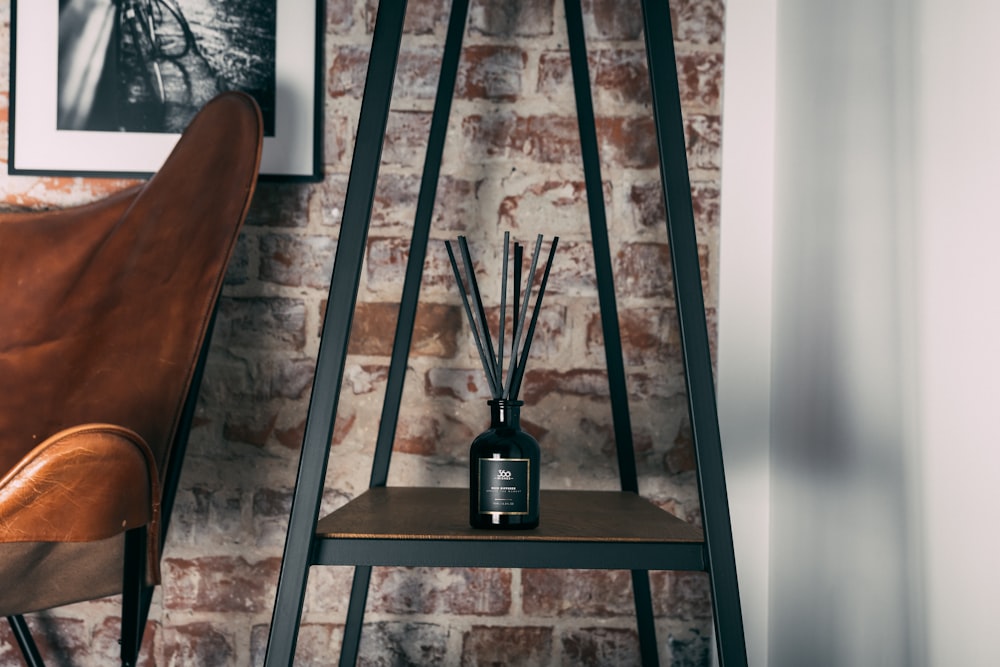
left=488, top=399, right=523, bottom=429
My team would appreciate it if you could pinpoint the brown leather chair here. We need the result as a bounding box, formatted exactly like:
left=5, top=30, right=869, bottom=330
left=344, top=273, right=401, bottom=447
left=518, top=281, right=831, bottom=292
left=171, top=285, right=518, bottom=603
left=0, top=91, right=263, bottom=666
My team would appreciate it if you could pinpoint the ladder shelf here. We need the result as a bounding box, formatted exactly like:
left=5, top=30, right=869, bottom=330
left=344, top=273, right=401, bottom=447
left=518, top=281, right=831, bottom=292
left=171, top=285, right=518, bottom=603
left=264, top=0, right=746, bottom=664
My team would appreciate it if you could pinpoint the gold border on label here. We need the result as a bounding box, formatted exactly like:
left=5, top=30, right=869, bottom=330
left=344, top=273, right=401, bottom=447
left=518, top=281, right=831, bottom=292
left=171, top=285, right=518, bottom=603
left=476, top=457, right=531, bottom=515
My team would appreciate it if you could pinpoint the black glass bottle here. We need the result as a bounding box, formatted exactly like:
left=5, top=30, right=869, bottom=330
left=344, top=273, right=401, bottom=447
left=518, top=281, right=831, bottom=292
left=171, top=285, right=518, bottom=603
left=469, top=399, right=540, bottom=529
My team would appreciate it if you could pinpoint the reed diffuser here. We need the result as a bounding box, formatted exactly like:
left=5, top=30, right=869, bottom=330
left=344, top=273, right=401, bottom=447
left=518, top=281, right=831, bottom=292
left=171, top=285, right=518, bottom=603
left=445, top=232, right=558, bottom=529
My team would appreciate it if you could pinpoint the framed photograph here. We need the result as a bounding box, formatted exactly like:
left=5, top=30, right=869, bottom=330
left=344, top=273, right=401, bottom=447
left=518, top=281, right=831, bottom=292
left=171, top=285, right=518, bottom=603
left=9, top=0, right=323, bottom=181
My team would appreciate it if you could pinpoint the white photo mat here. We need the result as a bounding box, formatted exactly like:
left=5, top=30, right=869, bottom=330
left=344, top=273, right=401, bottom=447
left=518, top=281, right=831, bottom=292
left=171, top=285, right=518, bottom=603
left=9, top=1, right=322, bottom=180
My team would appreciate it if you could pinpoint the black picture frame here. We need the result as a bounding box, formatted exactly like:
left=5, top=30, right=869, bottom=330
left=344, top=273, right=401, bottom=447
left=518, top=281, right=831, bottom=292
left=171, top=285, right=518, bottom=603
left=9, top=0, right=324, bottom=181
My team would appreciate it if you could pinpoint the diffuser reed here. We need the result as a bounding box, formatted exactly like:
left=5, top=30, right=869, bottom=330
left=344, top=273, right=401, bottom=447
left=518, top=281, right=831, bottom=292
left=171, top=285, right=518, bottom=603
left=444, top=232, right=559, bottom=401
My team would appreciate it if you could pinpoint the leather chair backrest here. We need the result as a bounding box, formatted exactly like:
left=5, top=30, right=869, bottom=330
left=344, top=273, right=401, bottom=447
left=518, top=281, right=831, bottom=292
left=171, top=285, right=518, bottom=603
left=0, top=92, right=263, bottom=484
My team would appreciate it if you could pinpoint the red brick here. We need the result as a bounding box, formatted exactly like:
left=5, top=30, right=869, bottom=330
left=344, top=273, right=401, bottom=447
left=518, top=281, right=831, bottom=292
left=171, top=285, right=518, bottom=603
left=383, top=110, right=433, bottom=167
left=666, top=421, right=697, bottom=474
left=506, top=303, right=567, bottom=364
left=613, top=241, right=704, bottom=299
left=401, top=0, right=451, bottom=35
left=301, top=566, right=356, bottom=614
left=324, top=111, right=353, bottom=168
left=633, top=367, right=690, bottom=401
left=462, top=113, right=582, bottom=164
left=678, top=51, right=724, bottom=110
left=684, top=113, right=723, bottom=171
left=343, top=363, right=390, bottom=395
left=517, top=368, right=610, bottom=403
left=650, top=570, right=714, bottom=620
left=315, top=173, right=349, bottom=228
left=425, top=367, right=501, bottom=402
left=561, top=626, right=641, bottom=665
left=394, top=45, right=444, bottom=99
left=497, top=179, right=607, bottom=236
left=456, top=46, right=527, bottom=101
left=368, top=174, right=479, bottom=233
left=571, top=415, right=616, bottom=461
left=538, top=46, right=651, bottom=106
left=462, top=111, right=716, bottom=172
left=214, top=296, right=308, bottom=350
left=327, top=45, right=370, bottom=98
left=0, top=616, right=87, bottom=665
left=526, top=364, right=687, bottom=404
left=332, top=409, right=358, bottom=447
left=169, top=483, right=244, bottom=544
left=522, top=569, right=635, bottom=616
left=251, top=622, right=345, bottom=667
left=220, top=234, right=250, bottom=289
left=394, top=410, right=474, bottom=457
left=162, top=622, right=237, bottom=666
left=543, top=240, right=597, bottom=295
left=371, top=173, right=420, bottom=228
left=326, top=0, right=357, bottom=33
left=365, top=236, right=461, bottom=292
left=432, top=177, right=483, bottom=233
left=358, top=621, right=450, bottom=665
left=260, top=233, right=337, bottom=288
left=93, top=616, right=157, bottom=667
left=665, top=629, right=714, bottom=665
left=163, top=556, right=281, bottom=613
left=594, top=50, right=650, bottom=106
left=223, top=408, right=279, bottom=447
left=275, top=417, right=307, bottom=449
left=597, top=116, right=660, bottom=169
left=245, top=182, right=312, bottom=228
left=348, top=301, right=462, bottom=357
left=569, top=5, right=723, bottom=65
left=468, top=0, right=555, bottom=37
left=252, top=487, right=294, bottom=545
left=583, top=0, right=644, bottom=41
left=586, top=306, right=680, bottom=366
left=201, top=351, right=316, bottom=401
left=461, top=625, right=553, bottom=665
left=534, top=46, right=730, bottom=112
left=672, top=0, right=726, bottom=45
left=252, top=487, right=291, bottom=517
left=628, top=180, right=664, bottom=230
left=371, top=567, right=512, bottom=615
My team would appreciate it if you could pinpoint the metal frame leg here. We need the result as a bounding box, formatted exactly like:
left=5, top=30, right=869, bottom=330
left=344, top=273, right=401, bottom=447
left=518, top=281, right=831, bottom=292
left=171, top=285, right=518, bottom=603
left=339, top=0, right=471, bottom=661
left=7, top=615, right=44, bottom=667
left=120, top=527, right=149, bottom=667
left=640, top=0, right=747, bottom=663
left=262, top=1, right=409, bottom=665
left=563, top=0, right=660, bottom=662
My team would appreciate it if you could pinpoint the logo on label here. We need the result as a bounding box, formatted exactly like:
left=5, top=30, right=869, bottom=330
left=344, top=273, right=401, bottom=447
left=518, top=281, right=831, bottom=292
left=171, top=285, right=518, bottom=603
left=496, top=469, right=513, bottom=480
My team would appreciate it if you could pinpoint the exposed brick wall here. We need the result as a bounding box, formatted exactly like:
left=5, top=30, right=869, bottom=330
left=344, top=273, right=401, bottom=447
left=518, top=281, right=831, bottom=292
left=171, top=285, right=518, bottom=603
left=0, top=0, right=723, bottom=664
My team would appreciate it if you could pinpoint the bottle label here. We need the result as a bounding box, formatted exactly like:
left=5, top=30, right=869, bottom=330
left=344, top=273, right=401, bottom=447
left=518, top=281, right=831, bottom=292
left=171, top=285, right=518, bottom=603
left=477, top=457, right=530, bottom=515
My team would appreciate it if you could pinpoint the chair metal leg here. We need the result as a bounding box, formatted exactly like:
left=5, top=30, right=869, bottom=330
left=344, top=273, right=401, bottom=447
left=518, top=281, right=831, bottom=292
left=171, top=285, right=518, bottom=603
left=7, top=614, right=44, bottom=667
left=5, top=528, right=152, bottom=667
left=120, top=527, right=149, bottom=667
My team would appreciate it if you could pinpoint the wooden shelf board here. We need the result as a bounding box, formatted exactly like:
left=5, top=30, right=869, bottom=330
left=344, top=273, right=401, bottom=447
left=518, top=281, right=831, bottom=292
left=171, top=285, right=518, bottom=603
left=315, top=487, right=704, bottom=544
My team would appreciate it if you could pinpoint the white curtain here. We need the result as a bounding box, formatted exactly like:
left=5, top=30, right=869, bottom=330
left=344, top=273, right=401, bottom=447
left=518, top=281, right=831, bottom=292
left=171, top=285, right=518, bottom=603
left=719, top=0, right=1000, bottom=664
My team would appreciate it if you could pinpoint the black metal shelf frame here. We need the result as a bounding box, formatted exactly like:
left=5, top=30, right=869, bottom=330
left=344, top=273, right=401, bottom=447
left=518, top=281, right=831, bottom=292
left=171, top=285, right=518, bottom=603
left=263, top=0, right=746, bottom=665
